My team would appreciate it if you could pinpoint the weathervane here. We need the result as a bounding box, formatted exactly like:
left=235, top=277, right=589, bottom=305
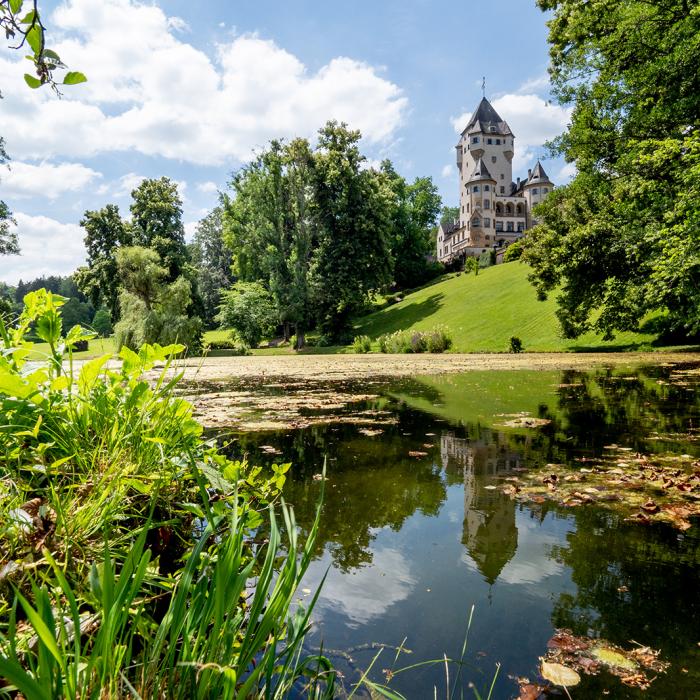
left=482, top=76, right=486, bottom=98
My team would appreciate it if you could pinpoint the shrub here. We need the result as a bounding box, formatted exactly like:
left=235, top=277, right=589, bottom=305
left=503, top=239, right=525, bottom=262
left=91, top=308, right=113, bottom=337
left=510, top=335, right=524, bottom=353
left=377, top=326, right=453, bottom=354
left=205, top=335, right=251, bottom=355
left=217, top=282, right=277, bottom=348
left=352, top=335, right=372, bottom=353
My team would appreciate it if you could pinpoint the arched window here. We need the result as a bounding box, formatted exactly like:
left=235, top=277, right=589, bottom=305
left=532, top=188, right=539, bottom=194
left=473, top=185, right=480, bottom=193
left=505, top=203, right=513, bottom=216
left=495, top=202, right=502, bottom=214
left=516, top=204, right=523, bottom=216
left=484, top=185, right=490, bottom=191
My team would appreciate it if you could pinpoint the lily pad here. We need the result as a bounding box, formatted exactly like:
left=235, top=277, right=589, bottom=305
left=540, top=661, right=580, bottom=687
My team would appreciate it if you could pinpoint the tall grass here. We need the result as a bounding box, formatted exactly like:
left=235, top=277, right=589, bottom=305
left=0, top=290, right=335, bottom=698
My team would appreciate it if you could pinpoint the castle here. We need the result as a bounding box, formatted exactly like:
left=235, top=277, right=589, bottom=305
left=437, top=95, right=553, bottom=265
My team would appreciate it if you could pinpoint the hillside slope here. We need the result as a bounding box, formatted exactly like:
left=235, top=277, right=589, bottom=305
left=354, top=262, right=657, bottom=353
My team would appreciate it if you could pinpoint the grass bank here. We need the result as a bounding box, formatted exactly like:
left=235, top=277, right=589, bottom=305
left=354, top=262, right=659, bottom=353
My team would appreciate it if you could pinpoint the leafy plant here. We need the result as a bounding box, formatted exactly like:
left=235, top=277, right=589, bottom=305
left=377, top=326, right=452, bottom=354
left=351, top=335, right=372, bottom=353
left=0, top=289, right=333, bottom=697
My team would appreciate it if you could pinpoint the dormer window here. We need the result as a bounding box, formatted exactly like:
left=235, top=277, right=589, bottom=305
left=489, top=126, right=496, bottom=133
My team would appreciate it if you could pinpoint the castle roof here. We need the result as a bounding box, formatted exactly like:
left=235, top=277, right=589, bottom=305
left=462, top=97, right=513, bottom=137
left=526, top=160, right=552, bottom=185
left=439, top=220, right=459, bottom=237
left=467, top=157, right=495, bottom=183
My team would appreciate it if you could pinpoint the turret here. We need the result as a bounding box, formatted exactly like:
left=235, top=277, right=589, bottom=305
left=522, top=160, right=553, bottom=223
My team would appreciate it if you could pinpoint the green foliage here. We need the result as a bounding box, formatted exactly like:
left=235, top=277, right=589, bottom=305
left=377, top=325, right=452, bottom=354
left=189, top=207, right=234, bottom=326
left=478, top=250, right=493, bottom=269
left=509, top=336, right=523, bottom=353
left=525, top=0, right=700, bottom=339
left=0, top=137, right=18, bottom=256
left=217, top=281, right=278, bottom=348
left=74, top=204, right=132, bottom=320
left=464, top=257, right=479, bottom=275
left=0, top=290, right=333, bottom=697
left=113, top=247, right=202, bottom=354
left=90, top=308, right=112, bottom=337
left=381, top=161, right=442, bottom=289
left=351, top=334, right=372, bottom=353
left=223, top=123, right=396, bottom=344
left=503, top=240, right=524, bottom=263
left=1, top=0, right=85, bottom=91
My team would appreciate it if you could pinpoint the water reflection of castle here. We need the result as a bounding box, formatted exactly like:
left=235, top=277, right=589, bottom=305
left=441, top=432, right=519, bottom=584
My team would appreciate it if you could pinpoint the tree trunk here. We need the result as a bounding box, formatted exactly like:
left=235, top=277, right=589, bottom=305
left=283, top=322, right=290, bottom=343
left=295, top=326, right=305, bottom=349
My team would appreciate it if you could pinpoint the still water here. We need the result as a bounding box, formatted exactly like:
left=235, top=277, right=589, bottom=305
left=223, top=365, right=700, bottom=698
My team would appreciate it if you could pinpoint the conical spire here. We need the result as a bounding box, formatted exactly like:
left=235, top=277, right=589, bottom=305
left=467, top=157, right=495, bottom=183
left=462, top=97, right=513, bottom=137
left=527, top=160, right=551, bottom=184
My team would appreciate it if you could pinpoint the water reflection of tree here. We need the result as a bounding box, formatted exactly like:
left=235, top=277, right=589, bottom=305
left=238, top=416, right=448, bottom=572
left=549, top=507, right=700, bottom=697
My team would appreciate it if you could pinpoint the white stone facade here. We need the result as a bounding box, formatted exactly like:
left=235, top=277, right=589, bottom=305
left=437, top=96, right=554, bottom=264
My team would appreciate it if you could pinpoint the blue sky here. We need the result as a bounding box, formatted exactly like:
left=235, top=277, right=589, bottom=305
left=0, top=0, right=572, bottom=284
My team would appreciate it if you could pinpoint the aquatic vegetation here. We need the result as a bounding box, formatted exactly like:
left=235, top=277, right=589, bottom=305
left=377, top=326, right=453, bottom=354
left=0, top=291, right=335, bottom=697
left=498, top=445, right=700, bottom=530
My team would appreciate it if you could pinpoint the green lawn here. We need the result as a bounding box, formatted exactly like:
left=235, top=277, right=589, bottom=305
left=354, top=262, right=660, bottom=353
left=27, top=336, right=116, bottom=361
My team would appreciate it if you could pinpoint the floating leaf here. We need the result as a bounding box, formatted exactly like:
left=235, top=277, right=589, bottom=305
left=592, top=646, right=638, bottom=671
left=540, top=661, right=580, bottom=687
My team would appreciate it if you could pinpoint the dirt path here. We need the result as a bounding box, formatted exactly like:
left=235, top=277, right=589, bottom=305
left=174, top=351, right=700, bottom=383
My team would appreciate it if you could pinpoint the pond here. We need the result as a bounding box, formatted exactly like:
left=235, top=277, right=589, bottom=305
left=205, top=363, right=700, bottom=699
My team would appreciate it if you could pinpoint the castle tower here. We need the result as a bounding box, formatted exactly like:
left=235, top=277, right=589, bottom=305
left=456, top=97, right=515, bottom=227
left=465, top=157, right=497, bottom=249
left=522, top=160, right=553, bottom=226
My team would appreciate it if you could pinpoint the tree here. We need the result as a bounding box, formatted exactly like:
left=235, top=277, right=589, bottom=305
left=130, top=177, right=189, bottom=284
left=223, top=137, right=318, bottom=346
left=91, top=308, right=113, bottom=337
left=381, top=161, right=442, bottom=289
left=0, top=137, right=18, bottom=256
left=217, top=282, right=278, bottom=348
left=311, top=122, right=393, bottom=338
left=75, top=204, right=132, bottom=319
left=524, top=0, right=700, bottom=339
left=113, top=246, right=202, bottom=353
left=189, top=207, right=234, bottom=327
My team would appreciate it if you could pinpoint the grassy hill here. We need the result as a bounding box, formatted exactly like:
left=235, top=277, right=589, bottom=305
left=354, top=262, right=658, bottom=353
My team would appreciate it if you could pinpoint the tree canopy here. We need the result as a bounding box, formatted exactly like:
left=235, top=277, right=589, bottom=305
left=524, top=0, right=700, bottom=339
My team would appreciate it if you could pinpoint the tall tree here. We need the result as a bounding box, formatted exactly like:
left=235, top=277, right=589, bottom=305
left=189, top=207, right=234, bottom=327
left=311, top=122, right=393, bottom=338
left=381, top=161, right=442, bottom=289
left=524, top=0, right=700, bottom=339
left=75, top=204, right=132, bottom=319
left=130, top=177, right=189, bottom=284
left=223, top=138, right=317, bottom=345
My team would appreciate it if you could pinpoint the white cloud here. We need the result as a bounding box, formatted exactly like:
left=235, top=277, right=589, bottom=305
left=1, top=213, right=85, bottom=283
left=3, top=161, right=102, bottom=199
left=0, top=0, right=407, bottom=167
left=184, top=220, right=198, bottom=241
left=166, top=16, right=189, bottom=33
left=113, top=172, right=146, bottom=197
left=556, top=161, right=576, bottom=183
left=441, top=164, right=453, bottom=179
left=196, top=181, right=219, bottom=194
left=515, top=74, right=551, bottom=95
